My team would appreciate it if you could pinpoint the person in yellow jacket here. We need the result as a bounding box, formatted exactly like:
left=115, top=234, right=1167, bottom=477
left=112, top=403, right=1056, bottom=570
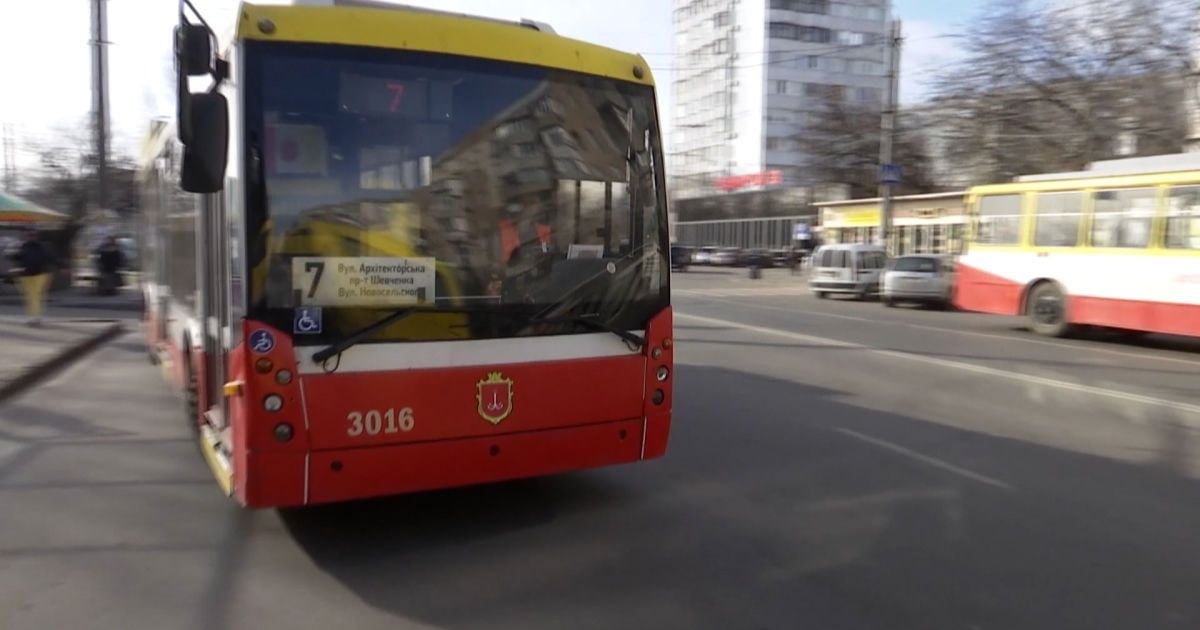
left=8, top=229, right=54, bottom=326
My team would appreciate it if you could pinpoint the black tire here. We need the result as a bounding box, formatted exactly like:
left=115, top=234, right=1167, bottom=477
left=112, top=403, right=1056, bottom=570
left=815, top=291, right=827, bottom=299
left=883, top=297, right=895, bottom=307
left=1027, top=282, right=1071, bottom=337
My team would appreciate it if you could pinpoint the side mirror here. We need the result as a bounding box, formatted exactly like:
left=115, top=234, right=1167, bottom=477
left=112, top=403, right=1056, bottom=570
left=181, top=92, right=229, bottom=193
left=175, top=23, right=213, bottom=77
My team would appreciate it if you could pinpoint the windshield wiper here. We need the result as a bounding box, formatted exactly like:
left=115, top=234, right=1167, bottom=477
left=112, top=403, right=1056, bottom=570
left=530, top=312, right=645, bottom=350
left=311, top=306, right=422, bottom=364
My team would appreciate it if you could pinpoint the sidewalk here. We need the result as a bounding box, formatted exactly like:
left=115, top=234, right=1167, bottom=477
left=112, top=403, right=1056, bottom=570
left=0, top=314, right=124, bottom=401
left=0, top=283, right=143, bottom=312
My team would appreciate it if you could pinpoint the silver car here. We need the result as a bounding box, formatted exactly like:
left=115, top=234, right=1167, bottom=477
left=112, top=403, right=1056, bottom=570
left=881, top=255, right=956, bottom=307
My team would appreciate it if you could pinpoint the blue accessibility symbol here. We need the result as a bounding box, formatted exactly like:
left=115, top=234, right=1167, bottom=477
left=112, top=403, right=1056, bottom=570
left=294, top=307, right=323, bottom=335
left=249, top=329, right=275, bottom=354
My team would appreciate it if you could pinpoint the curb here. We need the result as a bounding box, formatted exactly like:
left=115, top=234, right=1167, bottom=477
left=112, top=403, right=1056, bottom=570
left=0, top=321, right=126, bottom=403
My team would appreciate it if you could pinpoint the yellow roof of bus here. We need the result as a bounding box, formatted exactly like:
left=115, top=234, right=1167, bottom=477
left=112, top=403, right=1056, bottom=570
left=968, top=170, right=1200, bottom=197
left=235, top=2, right=656, bottom=87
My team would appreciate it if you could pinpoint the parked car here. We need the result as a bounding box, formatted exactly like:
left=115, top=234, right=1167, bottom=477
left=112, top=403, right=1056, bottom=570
left=694, top=246, right=718, bottom=265
left=809, top=243, right=888, bottom=300
left=881, top=254, right=956, bottom=307
left=710, top=247, right=740, bottom=266
left=670, top=245, right=692, bottom=272
left=740, top=248, right=774, bottom=268
left=770, top=248, right=791, bottom=267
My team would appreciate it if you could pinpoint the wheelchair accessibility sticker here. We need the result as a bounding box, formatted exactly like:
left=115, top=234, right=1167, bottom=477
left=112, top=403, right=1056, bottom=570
left=294, top=307, right=323, bottom=335
left=249, top=329, right=275, bottom=354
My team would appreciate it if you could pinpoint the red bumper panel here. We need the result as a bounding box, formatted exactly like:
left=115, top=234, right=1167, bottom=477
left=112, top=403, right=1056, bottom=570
left=306, top=418, right=644, bottom=505
left=642, top=412, right=671, bottom=460
left=954, top=263, right=1024, bottom=315
left=239, top=450, right=307, bottom=508
left=300, top=355, right=645, bottom=450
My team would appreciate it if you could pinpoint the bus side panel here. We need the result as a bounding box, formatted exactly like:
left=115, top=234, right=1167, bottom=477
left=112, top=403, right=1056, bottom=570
left=953, top=259, right=1024, bottom=315
left=232, top=324, right=311, bottom=507
left=1069, top=296, right=1200, bottom=337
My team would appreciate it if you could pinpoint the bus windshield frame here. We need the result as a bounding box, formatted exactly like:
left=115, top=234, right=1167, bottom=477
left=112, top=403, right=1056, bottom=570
left=241, top=41, right=670, bottom=345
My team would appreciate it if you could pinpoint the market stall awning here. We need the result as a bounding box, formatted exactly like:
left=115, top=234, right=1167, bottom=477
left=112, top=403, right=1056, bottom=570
left=0, top=191, right=68, bottom=225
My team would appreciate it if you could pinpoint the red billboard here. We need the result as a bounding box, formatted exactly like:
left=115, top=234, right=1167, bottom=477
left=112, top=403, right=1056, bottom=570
left=716, top=170, right=783, bottom=191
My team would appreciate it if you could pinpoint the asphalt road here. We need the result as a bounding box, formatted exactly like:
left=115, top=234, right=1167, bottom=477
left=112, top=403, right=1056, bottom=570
left=3, top=268, right=1200, bottom=630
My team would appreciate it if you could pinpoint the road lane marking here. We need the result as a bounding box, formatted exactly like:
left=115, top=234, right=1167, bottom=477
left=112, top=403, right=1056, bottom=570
left=837, top=428, right=1015, bottom=490
left=675, top=311, right=1200, bottom=420
left=679, top=293, right=1200, bottom=368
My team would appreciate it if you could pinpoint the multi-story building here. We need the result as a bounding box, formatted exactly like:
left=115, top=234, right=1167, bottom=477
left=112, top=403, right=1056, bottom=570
left=669, top=0, right=890, bottom=199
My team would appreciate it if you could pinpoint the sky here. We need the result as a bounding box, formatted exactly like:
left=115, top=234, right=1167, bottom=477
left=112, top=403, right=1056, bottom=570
left=0, top=0, right=984, bottom=171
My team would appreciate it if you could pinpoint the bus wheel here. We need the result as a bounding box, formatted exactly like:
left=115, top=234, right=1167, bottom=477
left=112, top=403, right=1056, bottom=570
left=815, top=291, right=827, bottom=299
left=1027, top=282, right=1070, bottom=337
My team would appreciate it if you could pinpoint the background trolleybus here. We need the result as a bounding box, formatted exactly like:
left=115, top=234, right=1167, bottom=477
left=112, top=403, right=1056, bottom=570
left=954, top=157, right=1200, bottom=338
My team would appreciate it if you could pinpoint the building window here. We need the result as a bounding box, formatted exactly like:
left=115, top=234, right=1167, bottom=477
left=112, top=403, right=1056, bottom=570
left=849, top=60, right=882, bottom=75
left=854, top=87, right=882, bottom=103
left=802, top=26, right=832, bottom=43
left=831, top=3, right=886, bottom=20
left=714, top=11, right=731, bottom=27
left=773, top=80, right=790, bottom=94
left=769, top=22, right=797, bottom=39
left=837, top=31, right=866, bottom=46
left=715, top=38, right=729, bottom=53
left=768, top=22, right=832, bottom=43
left=766, top=109, right=793, bottom=123
left=771, top=0, right=829, bottom=14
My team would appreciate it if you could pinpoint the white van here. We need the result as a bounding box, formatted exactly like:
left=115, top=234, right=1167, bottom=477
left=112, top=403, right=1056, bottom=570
left=810, top=243, right=887, bottom=299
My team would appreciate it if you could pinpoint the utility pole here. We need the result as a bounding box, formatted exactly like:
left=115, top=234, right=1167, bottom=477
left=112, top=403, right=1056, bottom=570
left=877, top=19, right=902, bottom=252
left=91, top=0, right=110, bottom=211
left=2, top=124, right=15, bottom=191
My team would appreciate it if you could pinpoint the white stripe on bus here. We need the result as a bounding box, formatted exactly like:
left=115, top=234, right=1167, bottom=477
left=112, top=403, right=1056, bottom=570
left=293, top=331, right=644, bottom=374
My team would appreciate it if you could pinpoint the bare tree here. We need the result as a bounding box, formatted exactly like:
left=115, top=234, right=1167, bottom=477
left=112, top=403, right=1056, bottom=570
left=930, top=0, right=1199, bottom=183
left=796, top=88, right=938, bottom=197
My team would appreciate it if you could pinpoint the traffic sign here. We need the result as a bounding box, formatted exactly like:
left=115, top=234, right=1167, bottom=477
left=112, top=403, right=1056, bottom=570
left=881, top=163, right=902, bottom=185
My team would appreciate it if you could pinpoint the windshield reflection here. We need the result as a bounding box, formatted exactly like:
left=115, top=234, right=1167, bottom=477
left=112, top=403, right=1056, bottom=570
left=245, top=44, right=669, bottom=343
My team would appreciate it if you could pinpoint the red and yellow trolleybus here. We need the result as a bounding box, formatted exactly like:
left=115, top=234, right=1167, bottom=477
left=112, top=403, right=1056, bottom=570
left=139, top=0, right=673, bottom=507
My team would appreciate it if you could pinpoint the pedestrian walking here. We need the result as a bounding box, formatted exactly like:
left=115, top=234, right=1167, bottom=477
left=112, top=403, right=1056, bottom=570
left=95, top=236, right=125, bottom=296
left=8, top=229, right=53, bottom=326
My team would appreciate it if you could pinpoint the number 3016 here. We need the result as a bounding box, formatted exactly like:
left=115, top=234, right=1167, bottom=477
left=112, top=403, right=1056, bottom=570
left=346, top=408, right=414, bottom=436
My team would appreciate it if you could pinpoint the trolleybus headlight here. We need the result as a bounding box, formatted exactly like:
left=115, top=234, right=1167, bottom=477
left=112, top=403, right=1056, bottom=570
left=662, top=338, right=673, bottom=349
left=273, top=422, right=294, bottom=443
left=651, top=347, right=663, bottom=360
left=275, top=369, right=293, bottom=385
left=255, top=358, right=273, bottom=374
left=652, top=389, right=665, bottom=405
left=263, top=394, right=284, bottom=412
left=656, top=366, right=670, bottom=382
